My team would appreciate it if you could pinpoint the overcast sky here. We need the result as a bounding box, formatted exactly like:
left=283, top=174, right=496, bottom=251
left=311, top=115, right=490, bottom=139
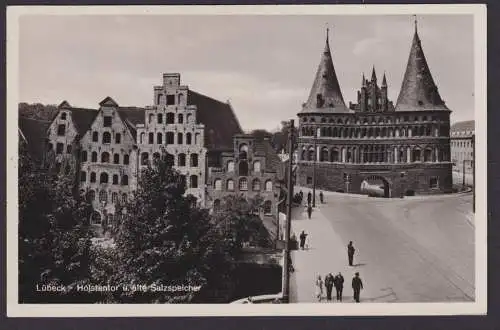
left=18, top=14, right=474, bottom=131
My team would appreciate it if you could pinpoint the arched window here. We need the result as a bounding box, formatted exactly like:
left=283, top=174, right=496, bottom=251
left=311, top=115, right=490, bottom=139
left=178, top=153, right=186, bottom=166
left=263, top=200, right=272, bottom=214
left=113, top=153, right=120, bottom=164
left=177, top=133, right=183, bottom=144
left=265, top=180, right=273, bottom=192
left=239, top=160, right=248, bottom=176
left=253, top=161, right=261, bottom=173
left=122, top=193, right=128, bottom=204
left=214, top=179, right=222, bottom=191
left=412, top=148, right=421, bottom=162
left=166, top=132, right=174, bottom=144
left=100, top=172, right=109, bottom=184
left=308, top=148, right=315, bottom=161
left=190, top=153, right=198, bottom=167
left=148, top=113, right=154, bottom=123
left=141, top=152, right=149, bottom=165
left=330, top=149, right=339, bottom=162
left=239, top=144, right=248, bottom=159
left=178, top=114, right=184, bottom=124
left=101, top=152, right=110, bottom=163
left=227, top=161, right=235, bottom=172
left=149, top=133, right=154, bottom=144
left=239, top=177, right=248, bottom=191
left=122, top=175, right=129, bottom=185
left=213, top=199, right=221, bottom=212
left=99, top=190, right=108, bottom=203
left=252, top=179, right=261, bottom=191
left=157, top=132, right=163, bottom=144
left=320, top=147, right=328, bottom=162
left=190, top=175, right=198, bottom=188
left=227, top=179, right=235, bottom=191
left=112, top=192, right=118, bottom=204
left=92, top=132, right=99, bottom=142
left=140, top=132, right=145, bottom=144
left=103, top=132, right=111, bottom=144
left=112, top=174, right=119, bottom=184
left=157, top=113, right=163, bottom=124
left=424, top=148, right=432, bottom=162
left=166, top=113, right=175, bottom=124
left=80, top=171, right=87, bottom=182
left=186, top=133, right=192, bottom=145
left=61, top=112, right=67, bottom=120
left=124, top=154, right=129, bottom=165
left=90, top=172, right=96, bottom=183
left=87, top=190, right=96, bottom=202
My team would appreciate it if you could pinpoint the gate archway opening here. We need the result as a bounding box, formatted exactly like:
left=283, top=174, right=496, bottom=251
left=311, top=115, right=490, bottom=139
left=360, top=175, right=390, bottom=198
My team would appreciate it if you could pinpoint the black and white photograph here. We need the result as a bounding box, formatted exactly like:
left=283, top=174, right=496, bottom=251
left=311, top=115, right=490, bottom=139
left=7, top=4, right=487, bottom=316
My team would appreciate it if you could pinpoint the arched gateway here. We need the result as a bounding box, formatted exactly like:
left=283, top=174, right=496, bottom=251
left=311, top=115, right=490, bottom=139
left=360, top=175, right=391, bottom=198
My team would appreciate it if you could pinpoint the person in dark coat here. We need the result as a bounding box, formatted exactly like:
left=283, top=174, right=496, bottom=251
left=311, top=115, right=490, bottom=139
left=347, top=241, right=355, bottom=266
left=307, top=205, right=313, bottom=219
left=299, top=190, right=304, bottom=202
left=299, top=230, right=308, bottom=250
left=319, top=191, right=324, bottom=204
left=324, top=273, right=334, bottom=301
left=307, top=191, right=312, bottom=206
left=334, top=272, right=344, bottom=301
left=352, top=272, right=363, bottom=303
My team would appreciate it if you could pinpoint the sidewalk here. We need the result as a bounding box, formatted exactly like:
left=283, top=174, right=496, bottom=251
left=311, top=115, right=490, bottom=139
left=289, top=204, right=382, bottom=303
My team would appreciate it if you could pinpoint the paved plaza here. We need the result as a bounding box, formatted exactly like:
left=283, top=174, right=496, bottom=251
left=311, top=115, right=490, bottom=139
left=289, top=189, right=474, bottom=303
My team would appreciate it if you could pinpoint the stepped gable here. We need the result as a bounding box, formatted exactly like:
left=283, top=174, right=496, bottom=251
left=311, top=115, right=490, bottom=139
left=395, top=23, right=449, bottom=112
left=187, top=90, right=243, bottom=150
left=302, top=28, right=350, bottom=114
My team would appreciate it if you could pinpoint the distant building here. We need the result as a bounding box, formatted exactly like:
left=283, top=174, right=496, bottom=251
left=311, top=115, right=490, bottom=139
left=450, top=120, right=474, bottom=174
left=296, top=24, right=453, bottom=197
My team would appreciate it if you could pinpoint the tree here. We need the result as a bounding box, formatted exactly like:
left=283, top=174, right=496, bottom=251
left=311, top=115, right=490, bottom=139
left=18, top=144, right=94, bottom=303
left=112, top=153, right=236, bottom=303
left=270, top=121, right=298, bottom=153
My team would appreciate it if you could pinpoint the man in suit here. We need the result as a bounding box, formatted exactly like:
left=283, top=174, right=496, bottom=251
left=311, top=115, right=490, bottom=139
left=334, top=272, right=344, bottom=301
left=352, top=272, right=364, bottom=303
left=347, top=241, right=356, bottom=266
left=324, top=273, right=335, bottom=301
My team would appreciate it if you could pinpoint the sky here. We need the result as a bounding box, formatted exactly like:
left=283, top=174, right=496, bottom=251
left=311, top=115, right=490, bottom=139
left=18, top=14, right=474, bottom=131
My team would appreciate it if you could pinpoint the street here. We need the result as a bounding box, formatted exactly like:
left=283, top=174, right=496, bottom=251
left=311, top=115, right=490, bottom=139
left=289, top=190, right=474, bottom=303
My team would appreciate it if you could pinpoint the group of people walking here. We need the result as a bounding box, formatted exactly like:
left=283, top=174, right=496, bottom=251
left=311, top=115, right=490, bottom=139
left=300, top=190, right=325, bottom=219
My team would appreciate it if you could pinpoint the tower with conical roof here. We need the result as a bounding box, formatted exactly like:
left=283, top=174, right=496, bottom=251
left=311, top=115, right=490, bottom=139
left=301, top=27, right=350, bottom=113
left=395, top=18, right=449, bottom=112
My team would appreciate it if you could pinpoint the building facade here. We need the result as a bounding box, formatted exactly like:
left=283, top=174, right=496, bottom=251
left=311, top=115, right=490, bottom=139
left=450, top=120, right=475, bottom=175
left=296, top=25, right=453, bottom=197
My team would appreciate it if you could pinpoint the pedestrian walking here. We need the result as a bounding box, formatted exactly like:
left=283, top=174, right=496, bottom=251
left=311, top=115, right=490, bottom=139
left=307, top=191, right=312, bottom=206
left=347, top=241, right=356, bottom=266
left=352, top=272, right=363, bottom=303
left=299, top=190, right=304, bottom=202
left=324, top=273, right=334, bottom=301
left=299, top=230, right=308, bottom=250
left=307, top=205, right=313, bottom=219
left=315, top=275, right=324, bottom=302
left=319, top=191, right=324, bottom=204
left=334, top=272, right=344, bottom=301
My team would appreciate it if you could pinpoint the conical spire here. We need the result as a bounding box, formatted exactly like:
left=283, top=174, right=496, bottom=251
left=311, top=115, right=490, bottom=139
left=302, top=27, right=349, bottom=113
left=395, top=19, right=448, bottom=111
left=382, top=72, right=387, bottom=87
left=371, top=65, right=377, bottom=82
left=362, top=73, right=366, bottom=87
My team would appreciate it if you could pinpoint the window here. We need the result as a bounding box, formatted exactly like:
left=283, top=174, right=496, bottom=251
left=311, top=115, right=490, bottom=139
left=141, top=152, right=149, bottom=165
left=190, top=153, right=198, bottom=167
left=157, top=113, right=163, bottom=124
left=112, top=174, right=119, bottom=185
left=227, top=161, right=235, bottom=172
left=148, top=114, right=154, bottom=123
left=122, top=175, right=129, bottom=185
left=178, top=114, right=184, bottom=124
left=67, top=145, right=72, bottom=154
left=81, top=151, right=88, bottom=162
left=166, top=113, right=175, bottom=124
left=166, top=132, right=174, bottom=144
left=140, top=132, right=145, bottom=144
left=165, top=153, right=174, bottom=166
left=227, top=179, right=235, bottom=191
left=307, top=176, right=312, bottom=185
left=57, top=124, right=66, bottom=136
left=263, top=200, right=272, bottom=215
left=253, top=161, right=261, bottom=173
left=157, top=133, right=162, bottom=144
left=115, top=133, right=121, bottom=144
left=149, top=133, right=154, bottom=144
left=56, top=143, right=64, bottom=154
left=190, top=175, right=198, bottom=188
left=213, top=199, right=221, bottom=212
left=239, top=177, right=248, bottom=191
left=91, top=151, right=98, bottom=162
left=99, top=190, right=108, bottom=203
left=166, top=95, right=175, bottom=105
left=87, top=190, right=96, bottom=202
left=103, top=116, right=112, bottom=127
left=90, top=172, right=96, bottom=183
left=92, top=132, right=99, bottom=142
left=100, top=172, right=109, bottom=184
left=177, top=133, right=183, bottom=144
left=80, top=171, right=87, bottom=182
left=178, top=153, right=186, bottom=166
left=430, top=177, right=438, bottom=189
left=124, top=154, right=129, bottom=165
left=112, top=192, right=118, bottom=204
left=61, top=112, right=67, bottom=120
left=239, top=160, right=248, bottom=176
left=113, top=153, right=120, bottom=164
left=103, top=132, right=111, bottom=144
left=265, top=180, right=273, bottom=192
left=252, top=179, right=261, bottom=191
left=101, top=152, right=110, bottom=163
left=186, top=133, right=192, bottom=145
left=214, top=179, right=222, bottom=191
left=122, top=193, right=128, bottom=203
left=239, top=144, right=248, bottom=159
left=186, top=114, right=192, bottom=124
left=55, top=162, right=61, bottom=173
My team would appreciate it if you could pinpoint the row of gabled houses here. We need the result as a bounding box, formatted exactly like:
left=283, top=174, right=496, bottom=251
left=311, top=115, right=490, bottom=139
left=19, top=73, right=284, bottom=231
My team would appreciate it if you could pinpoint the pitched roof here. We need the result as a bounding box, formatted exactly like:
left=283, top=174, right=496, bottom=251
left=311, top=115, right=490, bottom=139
left=302, top=29, right=350, bottom=114
left=18, top=116, right=51, bottom=160
left=69, top=108, right=100, bottom=135
left=187, top=90, right=243, bottom=149
left=395, top=27, right=449, bottom=112
left=117, top=107, right=145, bottom=140
left=451, top=120, right=475, bottom=132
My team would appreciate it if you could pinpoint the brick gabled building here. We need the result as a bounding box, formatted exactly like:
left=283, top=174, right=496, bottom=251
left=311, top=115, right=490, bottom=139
left=297, top=24, right=452, bottom=197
